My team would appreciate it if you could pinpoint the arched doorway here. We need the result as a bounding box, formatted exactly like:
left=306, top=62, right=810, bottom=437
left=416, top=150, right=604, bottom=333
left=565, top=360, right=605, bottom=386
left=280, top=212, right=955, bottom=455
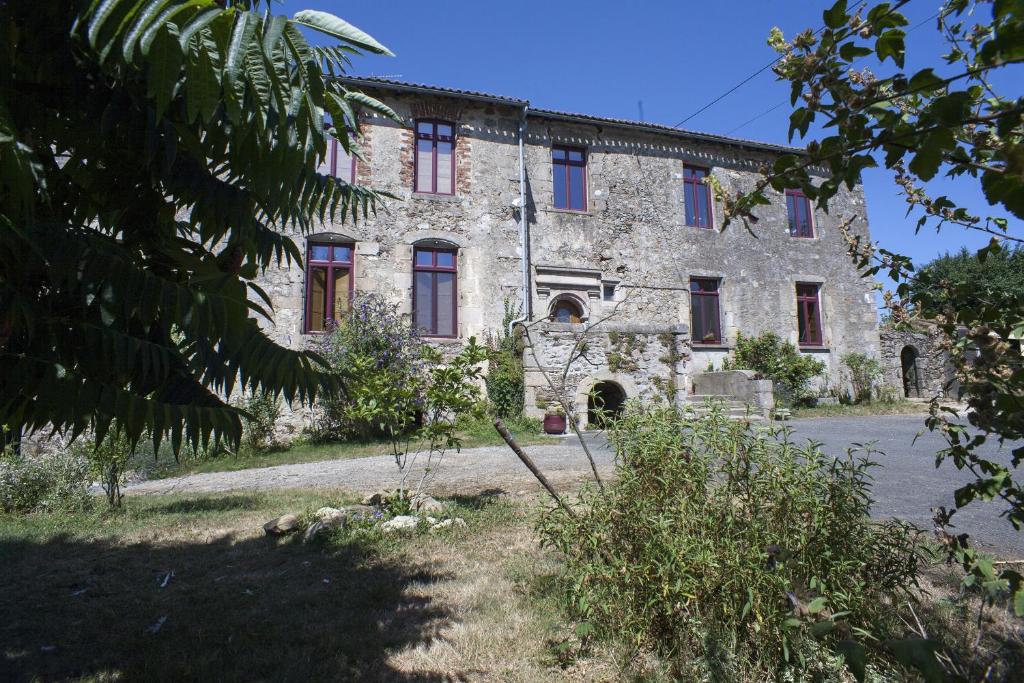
left=901, top=345, right=921, bottom=398
left=588, top=381, right=626, bottom=428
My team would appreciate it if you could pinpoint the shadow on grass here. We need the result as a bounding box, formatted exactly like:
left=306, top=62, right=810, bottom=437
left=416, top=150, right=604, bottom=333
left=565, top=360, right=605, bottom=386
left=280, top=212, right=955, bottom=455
left=141, top=494, right=268, bottom=516
left=0, top=527, right=458, bottom=681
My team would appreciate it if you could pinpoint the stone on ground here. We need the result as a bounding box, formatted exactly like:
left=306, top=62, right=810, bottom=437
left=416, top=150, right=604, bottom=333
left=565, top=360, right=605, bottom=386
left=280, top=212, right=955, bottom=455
left=380, top=515, right=419, bottom=533
left=262, top=514, right=300, bottom=536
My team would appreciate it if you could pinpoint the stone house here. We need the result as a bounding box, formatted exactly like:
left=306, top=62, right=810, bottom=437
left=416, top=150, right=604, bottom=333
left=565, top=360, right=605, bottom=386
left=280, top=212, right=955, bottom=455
left=257, top=77, right=881, bottom=430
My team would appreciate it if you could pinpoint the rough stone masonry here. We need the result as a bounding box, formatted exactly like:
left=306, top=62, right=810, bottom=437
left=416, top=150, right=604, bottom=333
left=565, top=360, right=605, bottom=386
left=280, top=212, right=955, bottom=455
left=254, top=77, right=881, bottom=434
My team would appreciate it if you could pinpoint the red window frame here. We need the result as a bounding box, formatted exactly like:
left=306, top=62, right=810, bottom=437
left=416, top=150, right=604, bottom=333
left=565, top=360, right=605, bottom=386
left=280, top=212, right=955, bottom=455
left=786, top=189, right=814, bottom=238
left=304, top=242, right=355, bottom=333
left=683, top=166, right=713, bottom=228
left=552, top=145, right=587, bottom=211
left=796, top=283, right=824, bottom=346
left=412, top=246, right=458, bottom=338
left=328, top=138, right=356, bottom=184
left=689, top=278, right=722, bottom=345
left=414, top=119, right=456, bottom=195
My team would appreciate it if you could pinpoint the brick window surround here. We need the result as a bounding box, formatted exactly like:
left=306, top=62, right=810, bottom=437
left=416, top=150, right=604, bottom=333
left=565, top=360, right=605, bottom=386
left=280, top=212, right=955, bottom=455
left=796, top=283, right=824, bottom=346
left=689, top=278, right=722, bottom=344
left=413, top=246, right=458, bottom=337
left=786, top=188, right=815, bottom=238
left=304, top=242, right=354, bottom=333
left=414, top=120, right=455, bottom=195
left=683, top=166, right=713, bottom=228
left=552, top=146, right=587, bottom=211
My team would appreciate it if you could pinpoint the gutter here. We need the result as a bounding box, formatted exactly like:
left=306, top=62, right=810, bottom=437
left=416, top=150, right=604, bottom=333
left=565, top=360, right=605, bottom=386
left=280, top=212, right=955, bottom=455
left=509, top=104, right=531, bottom=337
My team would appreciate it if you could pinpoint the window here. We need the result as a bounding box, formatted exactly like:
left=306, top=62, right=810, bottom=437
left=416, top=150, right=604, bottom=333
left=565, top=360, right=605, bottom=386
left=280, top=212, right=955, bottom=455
left=414, top=120, right=455, bottom=195
left=683, top=166, right=713, bottom=228
left=796, top=283, right=823, bottom=346
left=327, top=138, right=356, bottom=183
left=550, top=298, right=583, bottom=323
left=689, top=278, right=722, bottom=344
left=305, top=242, right=354, bottom=333
left=413, top=246, right=457, bottom=337
left=786, top=189, right=814, bottom=238
left=552, top=146, right=587, bottom=211
left=602, top=283, right=616, bottom=301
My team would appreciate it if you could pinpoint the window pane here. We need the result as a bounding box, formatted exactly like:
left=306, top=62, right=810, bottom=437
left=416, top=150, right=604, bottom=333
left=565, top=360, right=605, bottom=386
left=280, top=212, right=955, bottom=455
left=685, top=186, right=697, bottom=226
left=436, top=141, right=453, bottom=194
left=336, top=147, right=353, bottom=182
left=696, top=185, right=710, bottom=227
left=786, top=194, right=797, bottom=234
left=806, top=301, right=820, bottom=343
left=704, top=300, right=721, bottom=342
left=799, top=198, right=812, bottom=236
left=437, top=124, right=452, bottom=137
left=308, top=266, right=327, bottom=332
left=552, top=148, right=566, bottom=161
left=310, top=245, right=330, bottom=261
left=332, top=268, right=351, bottom=318
left=436, top=251, right=454, bottom=268
left=416, top=139, right=433, bottom=192
left=414, top=271, right=434, bottom=333
left=569, top=164, right=585, bottom=210
left=435, top=272, right=455, bottom=336
left=691, top=295, right=706, bottom=340
left=553, top=163, right=567, bottom=209
left=417, top=121, right=433, bottom=135
left=415, top=249, right=433, bottom=266
left=333, top=246, right=352, bottom=262
left=568, top=150, right=583, bottom=162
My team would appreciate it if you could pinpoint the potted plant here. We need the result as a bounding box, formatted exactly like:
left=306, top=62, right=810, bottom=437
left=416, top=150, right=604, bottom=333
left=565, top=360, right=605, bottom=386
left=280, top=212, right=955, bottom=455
left=543, top=403, right=567, bottom=435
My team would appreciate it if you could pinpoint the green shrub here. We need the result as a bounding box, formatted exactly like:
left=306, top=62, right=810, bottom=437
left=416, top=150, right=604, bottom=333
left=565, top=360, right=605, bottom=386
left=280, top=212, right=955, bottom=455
left=0, top=447, right=92, bottom=513
left=485, top=299, right=525, bottom=419
left=81, top=429, right=134, bottom=508
left=724, top=331, right=825, bottom=406
left=239, top=390, right=282, bottom=452
left=842, top=353, right=885, bottom=404
left=539, top=404, right=923, bottom=680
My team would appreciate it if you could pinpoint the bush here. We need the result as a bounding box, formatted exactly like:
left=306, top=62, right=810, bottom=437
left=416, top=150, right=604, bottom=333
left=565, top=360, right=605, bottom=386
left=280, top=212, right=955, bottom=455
left=842, top=352, right=885, bottom=404
left=724, top=331, right=825, bottom=406
left=239, top=391, right=282, bottom=452
left=0, top=447, right=92, bottom=513
left=485, top=299, right=525, bottom=419
left=81, top=429, right=135, bottom=508
left=539, top=404, right=923, bottom=680
left=311, top=295, right=424, bottom=442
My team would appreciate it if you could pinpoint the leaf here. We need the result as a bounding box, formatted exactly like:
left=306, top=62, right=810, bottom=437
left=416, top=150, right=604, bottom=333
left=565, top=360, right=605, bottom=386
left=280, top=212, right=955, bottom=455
left=836, top=640, right=867, bottom=682
left=147, top=24, right=183, bottom=119
left=1015, top=586, right=1024, bottom=617
left=875, top=28, right=906, bottom=67
left=823, top=0, right=848, bottom=29
left=291, top=10, right=394, bottom=55
left=908, top=127, right=955, bottom=181
left=807, top=596, right=828, bottom=614
left=907, top=68, right=945, bottom=94
left=885, top=638, right=944, bottom=683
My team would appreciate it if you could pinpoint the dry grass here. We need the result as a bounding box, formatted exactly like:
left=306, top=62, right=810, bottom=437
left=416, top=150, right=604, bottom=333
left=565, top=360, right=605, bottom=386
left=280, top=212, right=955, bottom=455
left=791, top=400, right=933, bottom=419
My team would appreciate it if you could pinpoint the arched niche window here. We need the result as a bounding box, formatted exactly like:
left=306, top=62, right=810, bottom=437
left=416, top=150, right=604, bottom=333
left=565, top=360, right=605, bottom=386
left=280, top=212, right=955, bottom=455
left=413, top=240, right=458, bottom=337
left=304, top=236, right=355, bottom=333
left=549, top=297, right=584, bottom=324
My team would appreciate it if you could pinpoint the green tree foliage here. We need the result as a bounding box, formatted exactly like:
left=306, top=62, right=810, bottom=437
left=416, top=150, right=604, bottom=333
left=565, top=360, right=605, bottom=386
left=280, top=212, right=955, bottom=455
left=841, top=352, right=885, bottom=403
left=723, top=332, right=826, bottom=405
left=910, top=244, right=1024, bottom=311
left=713, top=0, right=1024, bottom=617
left=485, top=299, right=525, bottom=419
left=540, top=404, right=925, bottom=680
left=0, top=1, right=400, bottom=454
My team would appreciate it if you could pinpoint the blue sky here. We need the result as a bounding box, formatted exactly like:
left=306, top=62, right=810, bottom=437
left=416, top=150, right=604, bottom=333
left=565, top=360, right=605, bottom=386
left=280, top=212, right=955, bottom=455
left=282, top=0, right=1021, bottom=297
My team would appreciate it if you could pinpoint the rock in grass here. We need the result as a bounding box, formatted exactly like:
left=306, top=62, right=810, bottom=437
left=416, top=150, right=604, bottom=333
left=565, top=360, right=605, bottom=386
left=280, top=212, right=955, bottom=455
left=361, top=491, right=388, bottom=506
left=342, top=504, right=376, bottom=519
left=314, top=507, right=346, bottom=527
left=411, top=495, right=444, bottom=514
left=429, top=517, right=467, bottom=533
left=263, top=514, right=301, bottom=536
left=380, top=515, right=419, bottom=533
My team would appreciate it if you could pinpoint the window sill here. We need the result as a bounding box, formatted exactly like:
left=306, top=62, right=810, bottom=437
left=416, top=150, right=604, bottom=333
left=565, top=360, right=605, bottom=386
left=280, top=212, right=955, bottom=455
left=543, top=207, right=592, bottom=216
left=692, top=344, right=730, bottom=351
left=422, top=336, right=462, bottom=344
left=799, top=345, right=831, bottom=353
left=411, top=192, right=460, bottom=203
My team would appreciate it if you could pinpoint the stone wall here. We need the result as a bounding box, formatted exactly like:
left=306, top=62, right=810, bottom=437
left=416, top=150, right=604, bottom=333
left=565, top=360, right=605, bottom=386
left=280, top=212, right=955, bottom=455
left=880, top=327, right=957, bottom=399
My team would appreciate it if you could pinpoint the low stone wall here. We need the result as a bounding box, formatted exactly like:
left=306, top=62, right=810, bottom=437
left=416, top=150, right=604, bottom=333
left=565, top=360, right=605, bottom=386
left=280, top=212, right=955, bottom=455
left=880, top=327, right=956, bottom=399
left=692, top=370, right=774, bottom=415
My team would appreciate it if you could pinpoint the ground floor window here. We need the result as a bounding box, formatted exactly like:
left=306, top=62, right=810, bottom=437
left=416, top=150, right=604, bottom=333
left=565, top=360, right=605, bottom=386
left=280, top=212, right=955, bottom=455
left=796, top=283, right=823, bottom=346
left=413, top=246, right=458, bottom=337
left=689, top=278, right=722, bottom=344
left=305, top=242, right=353, bottom=333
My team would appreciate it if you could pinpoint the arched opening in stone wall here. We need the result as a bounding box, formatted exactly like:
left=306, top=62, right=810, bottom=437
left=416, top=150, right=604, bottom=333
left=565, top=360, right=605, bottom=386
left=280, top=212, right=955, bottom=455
left=588, top=381, right=626, bottom=428
left=548, top=296, right=585, bottom=323
left=901, top=345, right=922, bottom=398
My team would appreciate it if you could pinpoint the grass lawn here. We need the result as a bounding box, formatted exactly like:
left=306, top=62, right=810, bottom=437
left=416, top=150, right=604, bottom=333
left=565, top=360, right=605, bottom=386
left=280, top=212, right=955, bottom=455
left=140, top=415, right=559, bottom=480
left=3, top=489, right=1021, bottom=681
left=790, top=400, right=934, bottom=419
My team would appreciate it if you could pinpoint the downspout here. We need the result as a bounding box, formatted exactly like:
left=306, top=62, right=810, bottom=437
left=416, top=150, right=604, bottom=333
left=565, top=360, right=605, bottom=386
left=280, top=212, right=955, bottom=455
left=509, top=103, right=530, bottom=336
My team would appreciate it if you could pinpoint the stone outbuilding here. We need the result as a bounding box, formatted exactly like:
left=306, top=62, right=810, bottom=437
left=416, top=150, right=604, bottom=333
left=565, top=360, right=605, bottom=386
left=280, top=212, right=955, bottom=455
left=880, top=324, right=958, bottom=400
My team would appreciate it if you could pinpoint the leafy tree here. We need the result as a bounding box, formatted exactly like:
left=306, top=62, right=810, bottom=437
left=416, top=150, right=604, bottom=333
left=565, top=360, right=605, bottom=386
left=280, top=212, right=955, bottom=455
left=910, top=244, right=1024, bottom=311
left=485, top=298, right=525, bottom=419
left=0, top=1, right=400, bottom=453
left=709, top=0, right=1024, bottom=634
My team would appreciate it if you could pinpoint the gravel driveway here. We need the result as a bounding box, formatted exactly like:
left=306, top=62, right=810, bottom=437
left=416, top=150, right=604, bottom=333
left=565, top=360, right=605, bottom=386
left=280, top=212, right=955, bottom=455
left=125, top=415, right=1023, bottom=556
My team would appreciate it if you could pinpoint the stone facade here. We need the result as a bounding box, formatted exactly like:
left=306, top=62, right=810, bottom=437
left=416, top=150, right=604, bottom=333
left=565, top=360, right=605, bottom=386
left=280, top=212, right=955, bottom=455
left=880, top=325, right=958, bottom=400
left=255, top=78, right=881, bottom=430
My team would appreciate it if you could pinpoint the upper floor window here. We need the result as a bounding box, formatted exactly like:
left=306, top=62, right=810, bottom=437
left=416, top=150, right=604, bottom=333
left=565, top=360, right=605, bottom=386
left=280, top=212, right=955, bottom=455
left=327, top=138, right=356, bottom=183
left=305, top=242, right=354, bottom=333
left=552, top=146, right=587, bottom=211
left=689, top=278, right=722, bottom=344
left=796, top=283, right=823, bottom=346
left=550, top=298, right=584, bottom=323
left=413, top=246, right=457, bottom=337
left=683, top=166, right=713, bottom=228
left=415, top=120, right=455, bottom=195
left=786, top=189, right=814, bottom=238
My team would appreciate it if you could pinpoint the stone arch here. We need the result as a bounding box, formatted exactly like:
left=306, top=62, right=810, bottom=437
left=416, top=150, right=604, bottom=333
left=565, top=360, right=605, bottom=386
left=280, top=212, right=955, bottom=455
left=901, top=345, right=922, bottom=398
left=574, top=372, right=640, bottom=429
left=547, top=293, right=588, bottom=323
left=588, top=381, right=627, bottom=428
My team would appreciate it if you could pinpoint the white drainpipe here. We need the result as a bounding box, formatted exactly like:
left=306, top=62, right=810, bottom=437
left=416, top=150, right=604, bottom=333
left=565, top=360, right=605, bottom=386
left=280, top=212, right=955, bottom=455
left=508, top=104, right=530, bottom=336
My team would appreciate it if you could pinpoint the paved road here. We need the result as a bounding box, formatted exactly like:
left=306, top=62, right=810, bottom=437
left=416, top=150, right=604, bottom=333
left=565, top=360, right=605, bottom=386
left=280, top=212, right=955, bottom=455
left=125, top=415, right=1023, bottom=556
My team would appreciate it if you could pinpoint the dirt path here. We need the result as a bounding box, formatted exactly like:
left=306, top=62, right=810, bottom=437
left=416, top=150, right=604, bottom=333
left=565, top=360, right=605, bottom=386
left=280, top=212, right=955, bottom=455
left=124, top=438, right=616, bottom=498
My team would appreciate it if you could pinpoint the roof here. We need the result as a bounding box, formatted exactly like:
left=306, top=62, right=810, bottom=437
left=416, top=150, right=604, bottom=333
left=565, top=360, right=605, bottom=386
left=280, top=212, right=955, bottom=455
left=338, top=76, right=802, bottom=155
